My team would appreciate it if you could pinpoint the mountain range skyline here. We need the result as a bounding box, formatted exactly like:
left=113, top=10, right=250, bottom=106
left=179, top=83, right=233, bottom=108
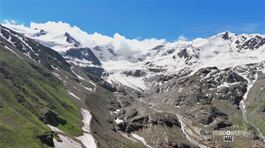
left=1, top=0, right=265, bottom=40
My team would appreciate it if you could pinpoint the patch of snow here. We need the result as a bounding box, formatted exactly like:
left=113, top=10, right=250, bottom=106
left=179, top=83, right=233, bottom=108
left=177, top=116, right=207, bottom=148
left=52, top=72, right=62, bottom=80
left=71, top=67, right=85, bottom=80
left=54, top=134, right=82, bottom=148
left=216, top=81, right=240, bottom=89
left=51, top=65, right=59, bottom=71
left=151, top=106, right=164, bottom=113
left=113, top=109, right=121, bottom=114
left=80, top=109, right=92, bottom=133
left=107, top=73, right=148, bottom=91
left=77, top=108, right=97, bottom=148
left=66, top=57, right=98, bottom=67
left=114, top=118, right=124, bottom=124
left=47, top=124, right=63, bottom=133
left=85, top=80, right=97, bottom=91
left=80, top=84, right=93, bottom=92
left=77, top=133, right=97, bottom=148
left=131, top=134, right=152, bottom=148
left=67, top=91, right=81, bottom=100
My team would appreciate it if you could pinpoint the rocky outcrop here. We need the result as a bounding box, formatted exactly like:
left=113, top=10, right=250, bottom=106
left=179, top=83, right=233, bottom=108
left=213, top=121, right=232, bottom=130
left=149, top=113, right=181, bottom=127
left=125, top=108, right=138, bottom=119
left=65, top=48, right=102, bottom=66
left=115, top=111, right=180, bottom=133
left=170, top=142, right=192, bottom=148
left=40, top=110, right=66, bottom=127
left=240, top=35, right=265, bottom=49
left=123, top=70, right=147, bottom=77
left=64, top=32, right=80, bottom=47
left=222, top=32, right=230, bottom=40
left=164, top=67, right=249, bottom=106
left=33, top=30, right=47, bottom=37
left=187, top=106, right=228, bottom=125
left=37, top=131, right=55, bottom=147
left=177, top=49, right=189, bottom=60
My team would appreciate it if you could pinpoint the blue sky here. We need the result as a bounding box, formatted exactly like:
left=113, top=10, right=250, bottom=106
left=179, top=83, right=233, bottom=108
left=0, top=0, right=264, bottom=40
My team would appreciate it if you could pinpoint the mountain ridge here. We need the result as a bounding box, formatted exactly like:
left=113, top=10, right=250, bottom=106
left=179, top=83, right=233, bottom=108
left=3, top=22, right=265, bottom=92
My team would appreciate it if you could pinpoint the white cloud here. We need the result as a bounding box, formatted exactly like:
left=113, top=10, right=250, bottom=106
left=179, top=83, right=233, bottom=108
left=28, top=21, right=166, bottom=54
left=1, top=21, right=169, bottom=57
left=1, top=19, right=38, bottom=35
left=177, top=34, right=187, bottom=41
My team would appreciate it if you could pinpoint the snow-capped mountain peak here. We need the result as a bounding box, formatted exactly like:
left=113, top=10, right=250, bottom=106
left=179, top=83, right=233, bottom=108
left=2, top=21, right=265, bottom=91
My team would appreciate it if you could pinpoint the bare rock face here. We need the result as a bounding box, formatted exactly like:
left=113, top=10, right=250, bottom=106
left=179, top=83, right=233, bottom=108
left=149, top=113, right=181, bottom=127
left=240, top=35, right=265, bottom=49
left=163, top=67, right=249, bottom=106
left=125, top=108, right=138, bottom=119
left=34, top=29, right=47, bottom=37
left=123, top=70, right=147, bottom=77
left=65, top=48, right=102, bottom=66
left=37, top=131, right=55, bottom=147
left=115, top=110, right=181, bottom=133
left=177, top=48, right=190, bottom=60
left=222, top=32, right=231, bottom=40
left=64, top=32, right=80, bottom=47
left=213, top=121, right=232, bottom=130
left=40, top=110, right=66, bottom=127
left=186, top=106, right=228, bottom=125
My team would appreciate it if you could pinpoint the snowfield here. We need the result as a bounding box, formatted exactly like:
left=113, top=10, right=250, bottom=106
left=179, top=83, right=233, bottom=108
left=47, top=125, right=82, bottom=148
left=54, top=134, right=82, bottom=148
left=3, top=21, right=265, bottom=92
left=77, top=108, right=97, bottom=148
left=131, top=134, right=152, bottom=148
left=47, top=109, right=97, bottom=148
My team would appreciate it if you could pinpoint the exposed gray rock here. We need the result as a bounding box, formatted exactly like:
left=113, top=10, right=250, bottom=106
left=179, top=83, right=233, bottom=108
left=64, top=32, right=80, bottom=47
left=177, top=49, right=189, bottom=60
left=240, top=35, right=265, bottom=49
left=213, top=121, right=232, bottom=130
left=222, top=32, right=230, bottom=40
left=187, top=106, right=227, bottom=125
left=125, top=108, right=138, bottom=119
left=37, top=131, right=55, bottom=147
left=34, top=30, right=47, bottom=37
left=115, top=112, right=181, bottom=133
left=65, top=48, right=102, bottom=66
left=40, top=110, right=66, bottom=127
left=123, top=70, right=147, bottom=77
left=149, top=113, right=180, bottom=127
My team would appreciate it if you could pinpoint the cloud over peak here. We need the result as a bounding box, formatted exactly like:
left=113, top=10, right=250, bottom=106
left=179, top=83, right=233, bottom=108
left=2, top=20, right=166, bottom=55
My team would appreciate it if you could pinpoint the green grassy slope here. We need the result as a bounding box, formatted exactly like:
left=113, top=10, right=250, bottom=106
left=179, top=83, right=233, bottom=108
left=0, top=45, right=82, bottom=147
left=246, top=72, right=265, bottom=135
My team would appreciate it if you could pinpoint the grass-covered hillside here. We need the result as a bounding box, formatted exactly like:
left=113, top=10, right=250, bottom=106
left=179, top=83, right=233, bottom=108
left=0, top=44, right=82, bottom=147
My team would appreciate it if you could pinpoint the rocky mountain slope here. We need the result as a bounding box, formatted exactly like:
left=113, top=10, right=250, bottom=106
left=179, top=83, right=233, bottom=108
left=1, top=22, right=265, bottom=148
left=0, top=25, right=144, bottom=148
